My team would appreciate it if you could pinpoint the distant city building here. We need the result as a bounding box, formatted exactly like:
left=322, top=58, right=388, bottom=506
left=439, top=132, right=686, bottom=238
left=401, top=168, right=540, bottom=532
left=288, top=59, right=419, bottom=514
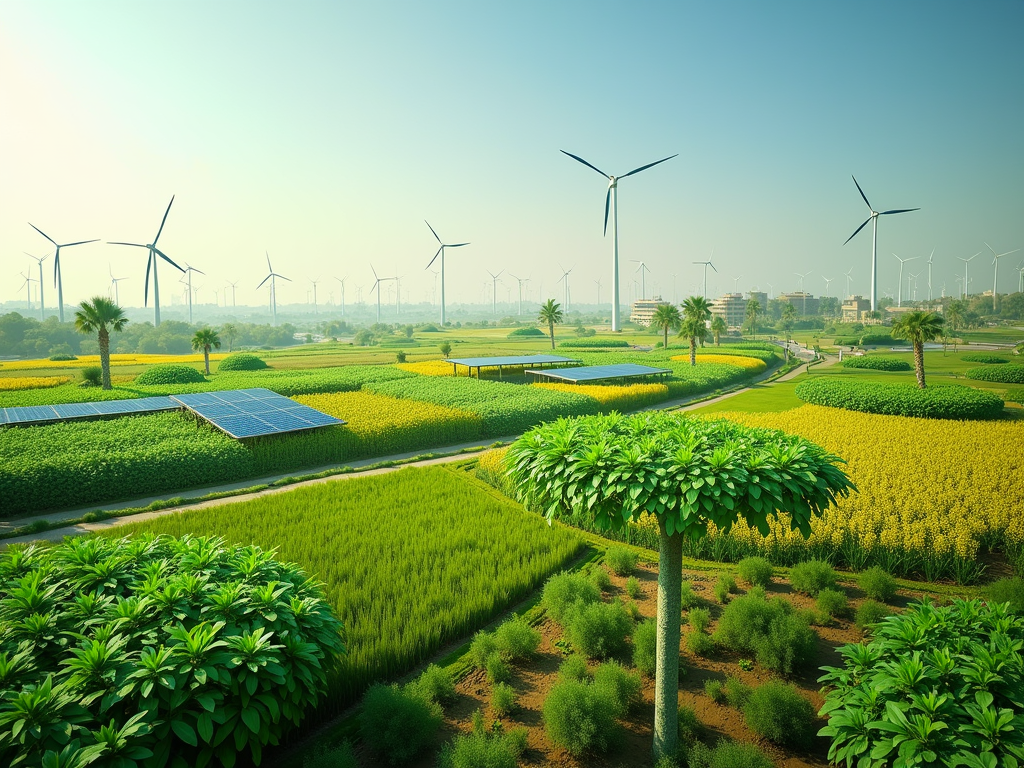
left=710, top=293, right=749, bottom=328
left=746, top=291, right=768, bottom=309
left=842, top=295, right=871, bottom=323
left=778, top=291, right=819, bottom=316
left=630, top=297, right=670, bottom=327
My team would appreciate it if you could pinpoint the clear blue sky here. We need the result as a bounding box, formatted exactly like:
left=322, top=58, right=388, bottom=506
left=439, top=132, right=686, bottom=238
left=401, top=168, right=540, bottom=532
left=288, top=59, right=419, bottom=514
left=2, top=0, right=1022, bottom=310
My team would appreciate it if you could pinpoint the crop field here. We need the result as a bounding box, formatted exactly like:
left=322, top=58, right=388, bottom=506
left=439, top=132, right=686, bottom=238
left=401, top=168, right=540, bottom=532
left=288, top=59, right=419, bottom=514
left=0, top=352, right=228, bottom=372
left=533, top=381, right=671, bottom=410
left=0, top=375, right=73, bottom=390
left=110, top=465, right=585, bottom=711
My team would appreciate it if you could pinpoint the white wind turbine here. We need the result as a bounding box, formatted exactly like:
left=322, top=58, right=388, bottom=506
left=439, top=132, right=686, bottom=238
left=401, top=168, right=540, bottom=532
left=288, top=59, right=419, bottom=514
left=693, top=255, right=717, bottom=298
left=29, top=224, right=99, bottom=323
left=909, top=272, right=920, bottom=302
left=732, top=275, right=743, bottom=292
left=508, top=273, right=529, bottom=315
left=794, top=271, right=812, bottom=315
left=892, top=254, right=918, bottom=307
left=226, top=280, right=238, bottom=308
left=368, top=265, right=396, bottom=323
left=1017, top=263, right=1024, bottom=294
left=109, top=265, right=129, bottom=305
left=957, top=253, right=981, bottom=299
left=594, top=278, right=602, bottom=305
left=309, top=277, right=321, bottom=315
left=986, top=242, right=1021, bottom=311
left=843, top=176, right=919, bottom=312
left=631, top=260, right=651, bottom=299
left=822, top=276, right=834, bottom=298
left=844, top=268, right=854, bottom=299
left=486, top=270, right=503, bottom=315
left=182, top=263, right=204, bottom=323
left=25, top=252, right=49, bottom=319
left=257, top=252, right=291, bottom=326
left=334, top=276, right=348, bottom=316
left=926, top=250, right=935, bottom=302
left=766, top=282, right=774, bottom=300
left=561, top=149, right=677, bottom=330
left=558, top=264, right=574, bottom=311
left=424, top=220, right=469, bottom=326
left=19, top=272, right=37, bottom=309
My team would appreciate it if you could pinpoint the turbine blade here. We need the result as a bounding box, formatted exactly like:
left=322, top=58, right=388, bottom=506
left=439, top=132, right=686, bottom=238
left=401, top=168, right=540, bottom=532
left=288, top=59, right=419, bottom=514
left=62, top=239, right=100, bottom=248
left=266, top=251, right=273, bottom=272
left=276, top=274, right=292, bottom=282
left=851, top=176, right=872, bottom=211
left=153, top=195, right=175, bottom=245
left=560, top=150, right=609, bottom=178
left=53, top=251, right=60, bottom=285
left=144, top=253, right=152, bottom=306
left=108, top=241, right=148, bottom=248
left=844, top=217, right=873, bottom=245
left=426, top=246, right=442, bottom=269
left=603, top=186, right=611, bottom=236
left=256, top=274, right=271, bottom=289
left=192, top=267, right=206, bottom=275
left=424, top=220, right=443, bottom=244
left=29, top=224, right=58, bottom=246
left=880, top=208, right=920, bottom=215
left=710, top=263, right=718, bottom=273
left=447, top=242, right=470, bottom=248
left=154, top=248, right=185, bottom=272
left=619, top=154, right=678, bottom=178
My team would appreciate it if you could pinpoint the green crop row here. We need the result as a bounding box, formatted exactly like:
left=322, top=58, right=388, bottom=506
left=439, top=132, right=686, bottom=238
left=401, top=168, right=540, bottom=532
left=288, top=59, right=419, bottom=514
left=795, top=378, right=1005, bottom=420
left=112, top=466, right=584, bottom=712
left=965, top=364, right=1024, bottom=384
left=840, top=356, right=912, bottom=371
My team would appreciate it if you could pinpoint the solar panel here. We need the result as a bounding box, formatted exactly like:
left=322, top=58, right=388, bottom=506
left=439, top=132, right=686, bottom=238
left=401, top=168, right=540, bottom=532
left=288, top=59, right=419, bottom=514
left=171, top=388, right=345, bottom=439
left=445, top=354, right=579, bottom=369
left=52, top=402, right=102, bottom=418
left=1, top=396, right=179, bottom=426
left=527, top=363, right=672, bottom=383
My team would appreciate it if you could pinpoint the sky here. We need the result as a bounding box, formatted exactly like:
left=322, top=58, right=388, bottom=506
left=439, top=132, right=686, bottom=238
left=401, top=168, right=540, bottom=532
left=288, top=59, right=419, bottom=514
left=2, top=0, right=1022, bottom=316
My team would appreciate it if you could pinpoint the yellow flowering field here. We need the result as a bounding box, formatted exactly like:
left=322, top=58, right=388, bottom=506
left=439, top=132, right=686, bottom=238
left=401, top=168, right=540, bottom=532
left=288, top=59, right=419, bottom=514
left=672, top=353, right=767, bottom=373
left=0, top=376, right=74, bottom=391
left=0, top=353, right=228, bottom=371
left=396, top=360, right=456, bottom=376
left=532, top=382, right=670, bottom=411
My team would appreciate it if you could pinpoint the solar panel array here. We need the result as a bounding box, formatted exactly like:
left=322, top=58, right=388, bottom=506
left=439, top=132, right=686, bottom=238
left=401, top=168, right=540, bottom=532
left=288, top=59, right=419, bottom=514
left=527, top=363, right=672, bottom=383
left=171, top=388, right=344, bottom=439
left=1, top=396, right=179, bottom=426
left=446, top=354, right=579, bottom=369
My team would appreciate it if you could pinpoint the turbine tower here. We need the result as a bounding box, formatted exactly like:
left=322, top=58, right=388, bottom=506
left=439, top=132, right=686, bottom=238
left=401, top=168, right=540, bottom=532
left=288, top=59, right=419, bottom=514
left=109, top=265, right=129, bottom=305
left=227, top=280, right=238, bottom=307
left=19, top=272, right=37, bottom=309
left=182, top=263, right=205, bottom=323
left=257, top=252, right=290, bottom=326
left=25, top=252, right=49, bottom=319
left=108, top=196, right=183, bottom=327
left=844, top=268, right=854, bottom=298
left=822, top=276, right=833, bottom=298
left=693, top=256, right=717, bottom=298
left=368, top=265, right=395, bottom=323
left=28, top=224, right=99, bottom=323
left=486, top=270, right=503, bottom=315
left=424, top=220, right=469, bottom=326
left=309, top=277, right=320, bottom=315
left=595, top=278, right=602, bottom=306
left=732, top=275, right=743, bottom=292
left=794, top=271, right=812, bottom=315
left=558, top=264, right=574, bottom=311
left=560, top=149, right=677, bottom=331
left=892, top=254, right=918, bottom=307
left=957, top=253, right=980, bottom=299
left=334, top=276, right=348, bottom=316
left=508, top=273, right=529, bottom=315
left=986, top=242, right=1020, bottom=311
left=843, top=176, right=919, bottom=312
left=909, top=272, right=920, bottom=302
left=631, top=260, right=651, bottom=300
left=1017, top=263, right=1024, bottom=294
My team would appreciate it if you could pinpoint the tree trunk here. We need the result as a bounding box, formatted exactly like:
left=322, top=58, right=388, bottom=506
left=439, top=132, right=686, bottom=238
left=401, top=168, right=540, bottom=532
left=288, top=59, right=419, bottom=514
left=914, top=340, right=926, bottom=388
left=664, top=325, right=668, bottom=350
left=689, top=337, right=696, bottom=366
left=204, top=346, right=211, bottom=375
left=99, top=327, right=111, bottom=390
left=653, top=523, right=683, bottom=761
left=714, top=332, right=720, bottom=346
left=549, top=322, right=555, bottom=349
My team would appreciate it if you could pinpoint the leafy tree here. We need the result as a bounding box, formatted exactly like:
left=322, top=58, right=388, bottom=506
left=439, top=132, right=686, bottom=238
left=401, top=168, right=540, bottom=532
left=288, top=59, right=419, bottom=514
left=220, top=322, right=238, bottom=352
left=891, top=310, right=944, bottom=388
left=677, top=296, right=711, bottom=365
left=439, top=341, right=453, bottom=357
left=507, top=412, right=854, bottom=760
left=651, top=304, right=682, bottom=349
left=73, top=297, right=128, bottom=390
left=190, top=328, right=222, bottom=375
left=710, top=316, right=727, bottom=346
left=745, top=299, right=762, bottom=339
left=780, top=303, right=798, bottom=343
left=538, top=299, right=563, bottom=350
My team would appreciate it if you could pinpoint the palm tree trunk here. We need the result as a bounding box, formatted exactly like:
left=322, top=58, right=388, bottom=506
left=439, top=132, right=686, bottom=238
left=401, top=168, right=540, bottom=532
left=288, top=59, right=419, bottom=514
left=99, top=327, right=111, bottom=390
left=914, top=340, right=926, bottom=388
left=204, top=346, right=211, bottom=375
left=549, top=322, right=555, bottom=349
left=689, top=337, right=696, bottom=366
left=653, top=521, right=682, bottom=761
left=664, top=325, right=668, bottom=349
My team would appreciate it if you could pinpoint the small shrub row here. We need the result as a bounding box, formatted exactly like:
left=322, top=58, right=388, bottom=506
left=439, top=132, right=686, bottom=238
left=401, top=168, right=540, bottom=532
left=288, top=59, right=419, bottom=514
left=841, top=355, right=912, bottom=371
left=960, top=353, right=1011, bottom=364
left=795, top=377, right=1005, bottom=419
left=558, top=338, right=631, bottom=348
left=965, top=364, right=1024, bottom=384
left=133, top=363, right=206, bottom=384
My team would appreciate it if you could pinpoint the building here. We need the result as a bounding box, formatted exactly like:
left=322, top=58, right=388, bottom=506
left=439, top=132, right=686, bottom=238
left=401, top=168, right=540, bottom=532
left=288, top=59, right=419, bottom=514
left=841, top=295, right=871, bottom=323
left=630, top=297, right=671, bottom=327
left=710, top=293, right=749, bottom=328
left=747, top=291, right=768, bottom=309
left=778, top=291, right=819, bottom=316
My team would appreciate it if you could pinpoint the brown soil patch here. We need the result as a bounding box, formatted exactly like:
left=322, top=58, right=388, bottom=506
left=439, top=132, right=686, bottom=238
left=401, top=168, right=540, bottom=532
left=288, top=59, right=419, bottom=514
left=356, top=560, right=921, bottom=767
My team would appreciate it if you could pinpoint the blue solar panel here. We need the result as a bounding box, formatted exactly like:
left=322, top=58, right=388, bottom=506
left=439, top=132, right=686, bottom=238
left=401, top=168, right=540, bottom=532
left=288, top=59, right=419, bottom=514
left=1, top=395, right=179, bottom=426
left=52, top=403, right=102, bottom=418
left=527, top=363, right=672, bottom=383
left=171, top=388, right=344, bottom=439
left=446, top=354, right=578, bottom=368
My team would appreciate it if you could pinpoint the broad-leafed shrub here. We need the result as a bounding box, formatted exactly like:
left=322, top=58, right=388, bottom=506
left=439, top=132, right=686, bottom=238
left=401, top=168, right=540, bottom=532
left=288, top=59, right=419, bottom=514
left=965, top=364, right=1024, bottom=384
left=961, top=353, right=1010, bottom=364
left=134, top=363, right=206, bottom=385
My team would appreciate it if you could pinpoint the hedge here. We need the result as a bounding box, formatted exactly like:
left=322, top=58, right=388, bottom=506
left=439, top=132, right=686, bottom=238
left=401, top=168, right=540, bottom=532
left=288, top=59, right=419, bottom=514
left=558, top=338, right=631, bottom=348
left=841, top=356, right=912, bottom=371
left=960, top=353, right=1011, bottom=364
left=133, top=363, right=207, bottom=385
left=794, top=378, right=1005, bottom=420
left=965, top=365, right=1024, bottom=384
left=506, top=327, right=546, bottom=337
left=216, top=352, right=269, bottom=370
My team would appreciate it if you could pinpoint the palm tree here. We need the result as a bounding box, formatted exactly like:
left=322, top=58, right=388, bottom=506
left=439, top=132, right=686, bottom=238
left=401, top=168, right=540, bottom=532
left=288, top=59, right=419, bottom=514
left=191, top=328, right=221, bottom=375
left=651, top=303, right=682, bottom=349
left=745, top=299, right=761, bottom=339
left=538, top=299, right=563, bottom=349
left=74, top=297, right=128, bottom=390
left=945, top=301, right=964, bottom=352
left=679, top=296, right=711, bottom=365
left=710, top=316, right=727, bottom=346
left=891, top=311, right=944, bottom=388
left=220, top=322, right=239, bottom=352
left=780, top=302, right=797, bottom=343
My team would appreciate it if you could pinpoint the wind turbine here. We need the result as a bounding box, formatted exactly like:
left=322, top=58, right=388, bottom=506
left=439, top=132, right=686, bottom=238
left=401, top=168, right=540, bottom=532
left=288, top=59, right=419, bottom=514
left=957, top=253, right=981, bottom=299
left=1017, top=263, right=1024, bottom=294
left=486, top=270, right=503, bottom=315
left=732, top=275, right=743, bottom=292
left=309, top=277, right=321, bottom=315
left=926, top=250, right=934, bottom=302
left=508, top=273, right=529, bottom=315
left=558, top=264, right=574, bottom=311
left=766, top=282, right=774, bottom=300
left=822, top=276, right=834, bottom=298
left=986, top=242, right=1021, bottom=311
left=182, top=263, right=205, bottom=323
left=25, top=252, right=49, bottom=319
left=892, top=254, right=918, bottom=307
left=844, top=268, right=854, bottom=298
left=227, top=280, right=238, bottom=307
left=560, top=149, right=677, bottom=330
left=109, top=265, right=129, bottom=305
left=257, top=252, right=291, bottom=326
left=424, top=220, right=469, bottom=326
left=28, top=224, right=99, bottom=323
left=595, top=278, right=602, bottom=306
left=334, top=276, right=348, bottom=316
left=368, top=265, right=395, bottom=323
left=108, top=196, right=183, bottom=327
left=794, top=271, right=812, bottom=315
left=19, top=272, right=37, bottom=309
left=843, top=176, right=919, bottom=312
left=631, top=260, right=651, bottom=299
left=693, top=256, right=717, bottom=298
left=909, top=272, right=920, bottom=302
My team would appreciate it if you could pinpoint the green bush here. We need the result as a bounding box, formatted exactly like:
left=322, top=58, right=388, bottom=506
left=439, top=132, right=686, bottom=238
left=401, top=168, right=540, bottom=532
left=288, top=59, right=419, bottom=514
left=134, top=363, right=206, bottom=385
left=558, top=655, right=590, bottom=682
left=412, top=664, right=456, bottom=706
left=816, top=588, right=849, bottom=619
left=491, top=682, right=516, bottom=716
left=0, top=535, right=345, bottom=768
left=688, top=607, right=712, bottom=634
left=723, top=676, right=752, bottom=709
left=216, top=352, right=268, bottom=371
left=859, top=333, right=897, bottom=346
left=1006, top=387, right=1024, bottom=404
left=470, top=631, right=499, bottom=669
left=591, top=567, right=612, bottom=591
left=493, top=616, right=541, bottom=661
left=736, top=557, right=773, bottom=587
left=961, top=353, right=1011, bottom=364
left=677, top=704, right=703, bottom=748
left=626, top=576, right=642, bottom=598
left=714, top=574, right=738, bottom=603
left=841, top=355, right=912, bottom=371
left=542, top=572, right=601, bottom=623
left=563, top=600, right=633, bottom=659
left=820, top=599, right=1024, bottom=768
left=704, top=679, right=725, bottom=703
left=437, top=728, right=526, bottom=768
left=680, top=581, right=704, bottom=609
left=965, top=364, right=1024, bottom=384
left=605, top=545, right=639, bottom=575
left=303, top=741, right=358, bottom=768
left=485, top=654, right=512, bottom=684
left=988, top=577, right=1024, bottom=614
left=858, top=566, right=898, bottom=602
left=542, top=678, right=620, bottom=756
left=687, top=630, right=715, bottom=657
left=558, top=338, right=631, bottom=348
left=714, top=590, right=817, bottom=674
left=795, top=377, right=1005, bottom=419
left=48, top=353, right=78, bottom=361
left=744, top=680, right=816, bottom=747
left=789, top=559, right=838, bottom=596
left=592, top=661, right=642, bottom=712
left=688, top=740, right=774, bottom=768
left=854, top=599, right=894, bottom=630
left=632, top=619, right=657, bottom=677
left=81, top=365, right=102, bottom=385
left=506, top=326, right=545, bottom=337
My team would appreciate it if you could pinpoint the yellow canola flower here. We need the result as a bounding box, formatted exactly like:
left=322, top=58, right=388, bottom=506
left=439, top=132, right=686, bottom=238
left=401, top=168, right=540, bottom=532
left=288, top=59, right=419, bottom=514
left=396, top=360, right=457, bottom=377
left=533, top=382, right=670, bottom=411
left=0, top=354, right=229, bottom=371
left=672, top=354, right=766, bottom=372
left=0, top=376, right=74, bottom=391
